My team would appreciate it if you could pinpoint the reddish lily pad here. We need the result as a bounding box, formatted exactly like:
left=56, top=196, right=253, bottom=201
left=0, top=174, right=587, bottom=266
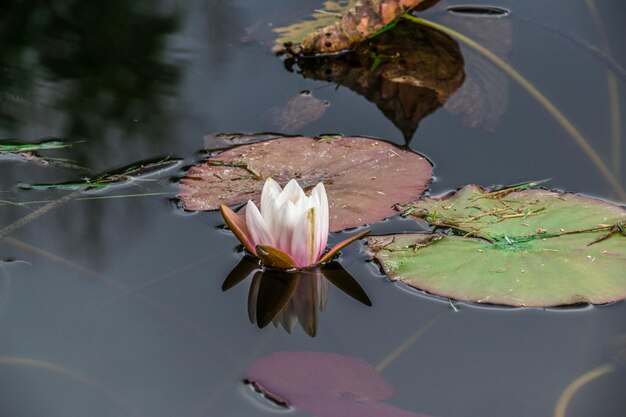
left=367, top=184, right=626, bottom=307
left=248, top=351, right=432, bottom=417
left=179, top=135, right=432, bottom=232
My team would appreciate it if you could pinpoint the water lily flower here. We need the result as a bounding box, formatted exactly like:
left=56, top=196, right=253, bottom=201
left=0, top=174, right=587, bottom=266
left=220, top=178, right=369, bottom=270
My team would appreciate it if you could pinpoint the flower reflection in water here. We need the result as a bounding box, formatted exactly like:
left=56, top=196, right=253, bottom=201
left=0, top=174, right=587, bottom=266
left=222, top=256, right=371, bottom=337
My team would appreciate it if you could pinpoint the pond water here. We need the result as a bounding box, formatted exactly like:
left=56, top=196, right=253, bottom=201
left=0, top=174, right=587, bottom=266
left=0, top=0, right=625, bottom=416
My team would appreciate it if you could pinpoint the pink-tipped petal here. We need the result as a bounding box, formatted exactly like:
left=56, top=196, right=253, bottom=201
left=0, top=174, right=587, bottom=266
left=245, top=200, right=275, bottom=247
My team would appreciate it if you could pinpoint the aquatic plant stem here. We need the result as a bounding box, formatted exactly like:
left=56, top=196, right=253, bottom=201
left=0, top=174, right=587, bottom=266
left=374, top=312, right=444, bottom=372
left=402, top=14, right=626, bottom=201
left=0, top=192, right=172, bottom=207
left=0, top=191, right=82, bottom=240
left=585, top=0, right=622, bottom=175
left=3, top=237, right=237, bottom=363
left=553, top=363, right=615, bottom=417
left=0, top=356, right=144, bottom=417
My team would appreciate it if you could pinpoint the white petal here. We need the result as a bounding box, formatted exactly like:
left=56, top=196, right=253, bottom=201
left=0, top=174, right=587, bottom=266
left=277, top=179, right=306, bottom=206
left=291, top=207, right=316, bottom=267
left=273, top=200, right=300, bottom=253
left=310, top=183, right=329, bottom=258
left=245, top=200, right=274, bottom=247
left=260, top=177, right=282, bottom=217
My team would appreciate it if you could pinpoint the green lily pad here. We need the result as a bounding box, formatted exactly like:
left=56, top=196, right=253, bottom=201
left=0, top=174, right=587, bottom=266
left=368, top=184, right=626, bottom=307
left=400, top=184, right=626, bottom=241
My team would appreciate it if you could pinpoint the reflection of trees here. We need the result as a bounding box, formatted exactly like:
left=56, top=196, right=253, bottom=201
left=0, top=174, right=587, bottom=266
left=0, top=0, right=183, bottom=270
left=0, top=0, right=179, bottom=138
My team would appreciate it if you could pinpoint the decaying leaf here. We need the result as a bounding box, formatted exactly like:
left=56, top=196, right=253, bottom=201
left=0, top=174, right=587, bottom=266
left=178, top=134, right=432, bottom=231
left=279, top=0, right=440, bottom=55
left=272, top=1, right=354, bottom=50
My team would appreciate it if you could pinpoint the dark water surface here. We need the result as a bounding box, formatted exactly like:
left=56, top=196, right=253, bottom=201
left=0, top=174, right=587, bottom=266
left=0, top=1, right=625, bottom=416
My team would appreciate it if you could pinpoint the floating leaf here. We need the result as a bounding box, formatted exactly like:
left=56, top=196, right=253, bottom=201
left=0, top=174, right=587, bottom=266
left=179, top=135, right=432, bottom=232
left=19, top=156, right=182, bottom=191
left=290, top=20, right=464, bottom=141
left=272, top=1, right=354, bottom=51
left=248, top=351, right=432, bottom=417
left=400, top=184, right=626, bottom=240
left=368, top=185, right=626, bottom=307
left=0, top=138, right=80, bottom=152
left=281, top=0, right=439, bottom=55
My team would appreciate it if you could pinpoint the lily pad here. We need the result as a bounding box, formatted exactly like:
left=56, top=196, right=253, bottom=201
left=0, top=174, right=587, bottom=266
left=178, top=135, right=432, bottom=232
left=401, top=184, right=626, bottom=240
left=368, top=185, right=626, bottom=307
left=247, top=351, right=432, bottom=417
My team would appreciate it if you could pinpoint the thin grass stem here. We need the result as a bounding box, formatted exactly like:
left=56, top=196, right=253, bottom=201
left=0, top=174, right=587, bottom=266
left=374, top=312, right=444, bottom=373
left=584, top=0, right=621, bottom=175
left=0, top=356, right=144, bottom=417
left=402, top=14, right=626, bottom=201
left=553, top=363, right=615, bottom=417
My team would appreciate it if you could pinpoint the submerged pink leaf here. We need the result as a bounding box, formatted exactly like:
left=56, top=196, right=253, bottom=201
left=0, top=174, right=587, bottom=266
left=248, top=351, right=434, bottom=417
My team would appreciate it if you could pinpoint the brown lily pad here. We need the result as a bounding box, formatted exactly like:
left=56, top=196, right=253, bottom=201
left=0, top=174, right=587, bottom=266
left=178, top=134, right=432, bottom=232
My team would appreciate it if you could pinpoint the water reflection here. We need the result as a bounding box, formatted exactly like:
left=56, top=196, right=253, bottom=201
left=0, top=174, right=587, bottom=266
left=285, top=20, right=465, bottom=142
left=223, top=257, right=371, bottom=337
left=0, top=0, right=179, bottom=138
